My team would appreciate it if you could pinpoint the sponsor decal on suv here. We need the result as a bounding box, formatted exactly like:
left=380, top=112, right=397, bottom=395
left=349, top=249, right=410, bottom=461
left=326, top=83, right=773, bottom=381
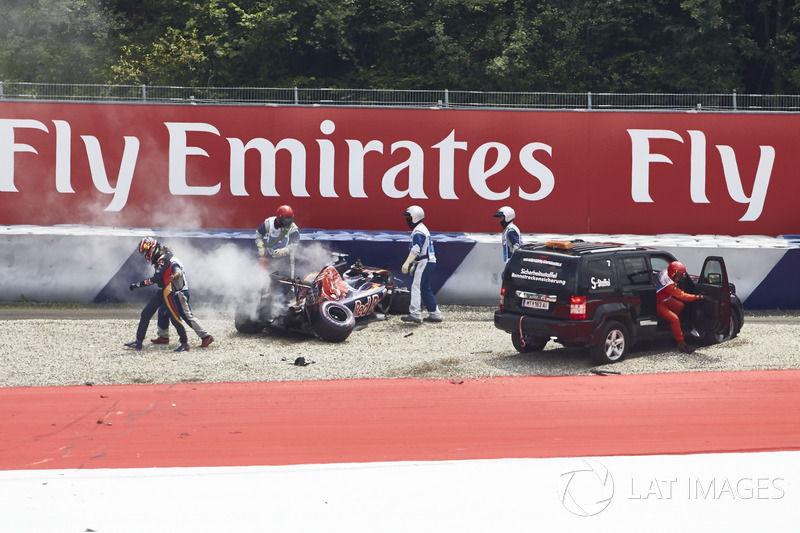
left=522, top=257, right=563, bottom=267
left=511, top=269, right=568, bottom=286
left=591, top=277, right=612, bottom=290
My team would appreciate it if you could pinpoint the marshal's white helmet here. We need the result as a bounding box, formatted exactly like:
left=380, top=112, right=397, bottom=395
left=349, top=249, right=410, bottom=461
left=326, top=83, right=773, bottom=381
left=493, top=206, right=516, bottom=222
left=403, top=205, right=425, bottom=224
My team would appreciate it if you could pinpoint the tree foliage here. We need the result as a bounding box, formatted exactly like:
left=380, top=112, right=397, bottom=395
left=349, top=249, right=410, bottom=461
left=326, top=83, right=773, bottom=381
left=0, top=0, right=122, bottom=83
left=1, top=0, right=799, bottom=93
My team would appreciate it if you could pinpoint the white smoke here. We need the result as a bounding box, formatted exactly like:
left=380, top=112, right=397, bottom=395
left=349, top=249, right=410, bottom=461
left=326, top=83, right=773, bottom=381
left=160, top=237, right=339, bottom=323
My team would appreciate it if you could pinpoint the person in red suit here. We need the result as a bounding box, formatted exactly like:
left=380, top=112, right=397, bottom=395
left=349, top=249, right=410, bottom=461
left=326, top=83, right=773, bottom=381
left=656, top=261, right=705, bottom=353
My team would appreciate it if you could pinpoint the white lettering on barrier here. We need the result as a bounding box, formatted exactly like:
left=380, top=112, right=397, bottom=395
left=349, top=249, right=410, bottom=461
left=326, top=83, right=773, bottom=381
left=519, top=142, right=555, bottom=201
left=54, top=120, right=73, bottom=193
left=165, top=122, right=222, bottom=197
left=628, top=129, right=774, bottom=222
left=0, top=119, right=49, bottom=193
left=0, top=117, right=777, bottom=223
left=383, top=140, right=426, bottom=199
left=432, top=130, right=467, bottom=200
left=469, top=142, right=511, bottom=200
left=718, top=144, right=775, bottom=222
left=346, top=138, right=382, bottom=198
left=318, top=119, right=337, bottom=197
left=81, top=134, right=140, bottom=211
left=688, top=130, right=708, bottom=203
left=2, top=118, right=552, bottom=210
left=227, top=136, right=309, bottom=197
left=2, top=119, right=139, bottom=212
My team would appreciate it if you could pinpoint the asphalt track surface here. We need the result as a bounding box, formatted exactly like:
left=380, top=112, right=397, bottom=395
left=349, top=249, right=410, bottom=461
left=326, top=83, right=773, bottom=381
left=2, top=370, right=799, bottom=471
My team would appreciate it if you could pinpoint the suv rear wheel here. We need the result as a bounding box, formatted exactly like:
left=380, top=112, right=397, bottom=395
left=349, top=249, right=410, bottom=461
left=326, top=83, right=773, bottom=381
left=704, top=312, right=741, bottom=345
left=511, top=332, right=549, bottom=353
left=590, top=320, right=629, bottom=364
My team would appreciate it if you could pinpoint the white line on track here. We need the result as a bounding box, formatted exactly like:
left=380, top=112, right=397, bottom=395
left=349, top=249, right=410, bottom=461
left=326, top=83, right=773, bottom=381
left=1, top=451, right=797, bottom=532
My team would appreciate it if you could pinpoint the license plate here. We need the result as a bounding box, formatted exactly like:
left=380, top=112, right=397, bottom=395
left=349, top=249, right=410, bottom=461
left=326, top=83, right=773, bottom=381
left=522, top=299, right=549, bottom=310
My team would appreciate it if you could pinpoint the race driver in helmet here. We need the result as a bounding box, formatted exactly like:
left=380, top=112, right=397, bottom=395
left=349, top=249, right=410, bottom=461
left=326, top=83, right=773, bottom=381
left=400, top=205, right=443, bottom=324
left=255, top=205, right=300, bottom=267
left=125, top=237, right=190, bottom=352
left=150, top=244, right=214, bottom=349
left=656, top=261, right=706, bottom=353
left=493, top=206, right=522, bottom=263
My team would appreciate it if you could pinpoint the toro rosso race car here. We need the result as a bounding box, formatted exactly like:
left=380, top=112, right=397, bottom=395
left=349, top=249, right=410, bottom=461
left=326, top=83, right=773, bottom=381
left=235, top=253, right=409, bottom=342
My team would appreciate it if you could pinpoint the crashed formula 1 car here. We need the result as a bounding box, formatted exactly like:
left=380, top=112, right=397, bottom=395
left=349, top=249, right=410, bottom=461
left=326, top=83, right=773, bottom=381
left=235, top=253, right=409, bottom=342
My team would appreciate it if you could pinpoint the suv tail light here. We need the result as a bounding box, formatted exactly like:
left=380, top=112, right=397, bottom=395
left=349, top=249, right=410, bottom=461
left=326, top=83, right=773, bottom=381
left=499, top=285, right=505, bottom=310
left=570, top=295, right=586, bottom=320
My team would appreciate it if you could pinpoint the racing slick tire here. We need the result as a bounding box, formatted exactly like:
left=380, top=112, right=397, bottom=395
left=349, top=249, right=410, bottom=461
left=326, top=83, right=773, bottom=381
left=589, top=320, right=629, bottom=365
left=511, top=332, right=549, bottom=353
left=234, top=300, right=266, bottom=334
left=310, top=300, right=356, bottom=342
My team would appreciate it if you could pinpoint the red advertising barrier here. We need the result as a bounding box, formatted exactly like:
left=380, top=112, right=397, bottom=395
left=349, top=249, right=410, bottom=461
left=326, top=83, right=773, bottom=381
left=1, top=101, right=797, bottom=235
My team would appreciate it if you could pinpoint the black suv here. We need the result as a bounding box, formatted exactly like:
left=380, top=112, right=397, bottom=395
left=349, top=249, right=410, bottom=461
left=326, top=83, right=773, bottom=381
left=493, top=240, right=744, bottom=364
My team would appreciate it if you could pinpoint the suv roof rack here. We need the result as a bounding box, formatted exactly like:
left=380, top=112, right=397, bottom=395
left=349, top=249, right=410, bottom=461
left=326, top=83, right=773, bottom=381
left=523, top=240, right=649, bottom=255
left=580, top=245, right=646, bottom=254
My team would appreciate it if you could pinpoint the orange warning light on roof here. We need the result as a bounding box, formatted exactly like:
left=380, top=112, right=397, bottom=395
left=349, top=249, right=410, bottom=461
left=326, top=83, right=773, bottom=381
left=545, top=240, right=574, bottom=250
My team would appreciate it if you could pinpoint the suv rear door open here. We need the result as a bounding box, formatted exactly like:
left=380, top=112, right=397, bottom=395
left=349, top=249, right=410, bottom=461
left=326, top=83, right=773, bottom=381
left=693, top=256, right=732, bottom=337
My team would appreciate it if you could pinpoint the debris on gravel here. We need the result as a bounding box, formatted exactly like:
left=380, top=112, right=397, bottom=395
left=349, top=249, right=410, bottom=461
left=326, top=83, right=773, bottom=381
left=0, top=304, right=798, bottom=387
